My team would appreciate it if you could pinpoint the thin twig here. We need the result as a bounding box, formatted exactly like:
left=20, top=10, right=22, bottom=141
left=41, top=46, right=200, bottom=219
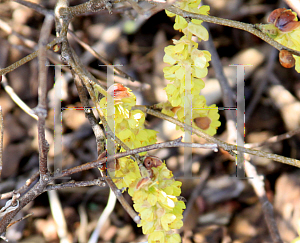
left=135, top=106, right=300, bottom=168
left=6, top=213, right=33, bottom=229
left=0, top=38, right=62, bottom=77
left=36, top=14, right=54, bottom=177
left=55, top=0, right=70, bottom=37
left=45, top=179, right=105, bottom=191
left=0, top=13, right=56, bottom=236
left=56, top=138, right=218, bottom=178
left=201, top=20, right=283, bottom=240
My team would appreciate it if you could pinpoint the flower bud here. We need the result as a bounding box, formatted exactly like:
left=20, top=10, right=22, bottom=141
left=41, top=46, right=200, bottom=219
left=275, top=10, right=300, bottom=32
left=268, top=8, right=300, bottom=32
left=143, top=156, right=163, bottom=169
left=267, top=8, right=286, bottom=24
left=107, top=83, right=132, bottom=101
left=279, top=50, right=295, bottom=68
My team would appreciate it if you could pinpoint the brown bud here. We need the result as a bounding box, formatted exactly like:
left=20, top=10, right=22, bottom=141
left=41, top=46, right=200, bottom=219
left=267, top=8, right=286, bottom=24
left=275, top=10, right=299, bottom=32
left=143, top=156, right=163, bottom=169
left=194, top=116, right=211, bottom=130
left=107, top=83, right=132, bottom=101
left=279, top=50, right=295, bottom=68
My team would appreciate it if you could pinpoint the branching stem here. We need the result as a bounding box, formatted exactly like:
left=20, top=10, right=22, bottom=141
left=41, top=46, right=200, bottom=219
left=166, top=5, right=300, bottom=57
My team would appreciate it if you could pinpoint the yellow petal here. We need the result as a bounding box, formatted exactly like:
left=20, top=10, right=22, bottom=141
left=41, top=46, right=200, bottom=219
left=187, top=22, right=209, bottom=41
left=161, top=213, right=176, bottom=231
left=148, top=231, right=165, bottom=243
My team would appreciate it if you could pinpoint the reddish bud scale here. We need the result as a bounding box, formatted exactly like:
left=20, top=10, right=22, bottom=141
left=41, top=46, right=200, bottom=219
left=107, top=83, right=132, bottom=100
left=267, top=8, right=286, bottom=23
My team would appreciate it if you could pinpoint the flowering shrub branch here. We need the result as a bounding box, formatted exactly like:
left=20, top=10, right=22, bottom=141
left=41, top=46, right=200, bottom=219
left=1, top=0, right=300, bottom=242
left=165, top=5, right=300, bottom=58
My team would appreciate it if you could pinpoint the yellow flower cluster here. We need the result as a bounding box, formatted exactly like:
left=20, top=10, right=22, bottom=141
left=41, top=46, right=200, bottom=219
left=163, top=0, right=221, bottom=136
left=99, top=86, right=157, bottom=154
left=98, top=84, right=186, bottom=242
left=99, top=85, right=157, bottom=189
left=132, top=163, right=185, bottom=243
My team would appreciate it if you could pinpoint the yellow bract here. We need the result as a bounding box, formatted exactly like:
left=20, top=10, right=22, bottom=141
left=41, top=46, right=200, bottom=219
left=148, top=231, right=165, bottom=243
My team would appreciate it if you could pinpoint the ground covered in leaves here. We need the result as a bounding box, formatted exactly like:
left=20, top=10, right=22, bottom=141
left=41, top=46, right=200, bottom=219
left=0, top=0, right=300, bottom=242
